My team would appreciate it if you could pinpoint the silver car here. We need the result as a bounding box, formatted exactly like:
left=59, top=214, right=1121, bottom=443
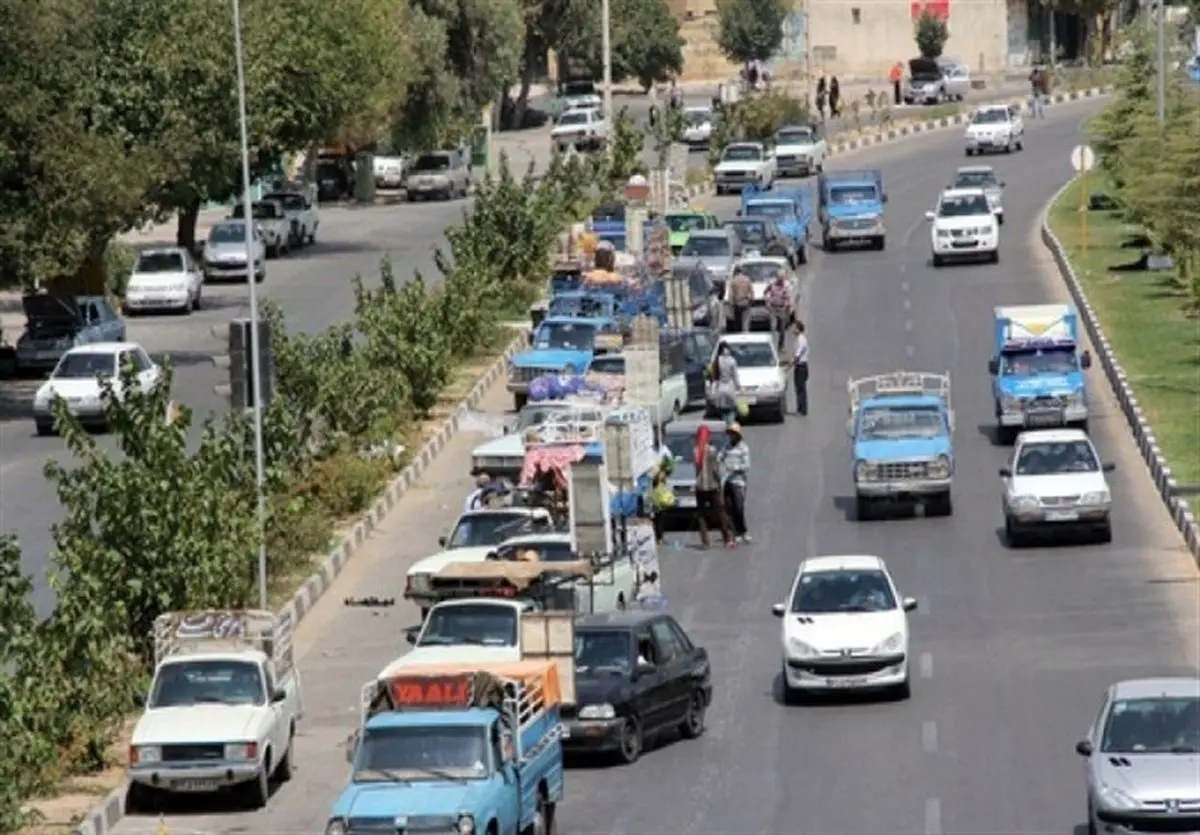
left=404, top=150, right=471, bottom=201
left=678, top=228, right=743, bottom=298
left=1076, top=677, right=1200, bottom=834
left=951, top=165, right=1004, bottom=224
left=936, top=57, right=971, bottom=100
left=203, top=220, right=266, bottom=283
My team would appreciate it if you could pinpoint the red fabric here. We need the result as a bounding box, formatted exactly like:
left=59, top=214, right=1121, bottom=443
left=911, top=0, right=949, bottom=20
left=695, top=425, right=711, bottom=470
left=521, top=445, right=587, bottom=486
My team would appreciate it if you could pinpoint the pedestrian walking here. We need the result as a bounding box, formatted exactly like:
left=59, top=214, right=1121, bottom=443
left=1028, top=66, right=1047, bottom=118
left=829, top=76, right=841, bottom=118
left=791, top=318, right=809, bottom=415
left=720, top=423, right=752, bottom=543
left=890, top=61, right=904, bottom=105
left=694, top=424, right=735, bottom=549
left=816, top=77, right=828, bottom=120
left=708, top=341, right=740, bottom=425
left=764, top=270, right=793, bottom=351
left=727, top=268, right=753, bottom=333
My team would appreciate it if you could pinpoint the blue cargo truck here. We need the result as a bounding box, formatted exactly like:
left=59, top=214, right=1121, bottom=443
left=739, top=184, right=813, bottom=264
left=817, top=169, right=887, bottom=252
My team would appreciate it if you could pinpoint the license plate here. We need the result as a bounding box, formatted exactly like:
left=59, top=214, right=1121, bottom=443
left=676, top=496, right=696, bottom=509
left=1027, top=412, right=1062, bottom=426
left=1045, top=510, right=1079, bottom=522
left=826, top=677, right=870, bottom=688
left=174, top=779, right=219, bottom=792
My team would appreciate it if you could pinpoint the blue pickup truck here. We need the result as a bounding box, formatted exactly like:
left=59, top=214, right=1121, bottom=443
left=987, top=303, right=1092, bottom=444
left=739, top=185, right=813, bottom=265
left=817, top=169, right=887, bottom=252
left=329, top=663, right=566, bottom=835
left=508, top=316, right=621, bottom=410
left=848, top=371, right=955, bottom=520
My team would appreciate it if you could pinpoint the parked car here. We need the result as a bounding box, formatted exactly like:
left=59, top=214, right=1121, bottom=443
left=937, top=57, right=971, bottom=100
left=373, top=154, right=406, bottom=189
left=15, top=294, right=126, bottom=375
left=681, top=107, right=714, bottom=149
left=551, top=107, right=609, bottom=152
left=230, top=200, right=290, bottom=257
left=562, top=610, right=711, bottom=764
left=32, top=341, right=160, bottom=435
left=404, top=150, right=471, bottom=201
left=315, top=155, right=354, bottom=202
left=262, top=186, right=319, bottom=247
left=904, top=57, right=946, bottom=104
left=124, top=247, right=204, bottom=314
left=203, top=220, right=266, bottom=283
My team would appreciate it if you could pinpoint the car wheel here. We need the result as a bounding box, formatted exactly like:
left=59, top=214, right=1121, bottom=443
left=1096, top=522, right=1113, bottom=544
left=35, top=418, right=53, bottom=437
left=927, top=491, right=953, bottom=517
left=1004, top=516, right=1025, bottom=548
left=192, top=286, right=202, bottom=310
left=932, top=253, right=944, bottom=267
left=855, top=495, right=875, bottom=521
left=780, top=664, right=801, bottom=705
left=892, top=677, right=912, bottom=700
left=242, top=760, right=271, bottom=809
left=989, top=250, right=1000, bottom=264
left=965, top=148, right=974, bottom=157
left=615, top=717, right=642, bottom=765
left=678, top=689, right=707, bottom=739
left=670, top=401, right=681, bottom=424
left=277, top=724, right=295, bottom=781
left=124, top=782, right=157, bottom=815
left=797, top=245, right=808, bottom=265
left=770, top=404, right=785, bottom=423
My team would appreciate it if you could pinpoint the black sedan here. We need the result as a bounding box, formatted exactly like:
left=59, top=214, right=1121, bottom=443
left=562, top=611, right=711, bottom=764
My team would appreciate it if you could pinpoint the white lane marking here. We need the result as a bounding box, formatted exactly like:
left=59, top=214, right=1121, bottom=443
left=901, top=280, right=910, bottom=292
left=904, top=319, right=913, bottom=332
left=922, top=720, right=939, bottom=753
left=925, top=798, right=943, bottom=835
left=919, top=651, right=934, bottom=679
left=902, top=298, right=912, bottom=311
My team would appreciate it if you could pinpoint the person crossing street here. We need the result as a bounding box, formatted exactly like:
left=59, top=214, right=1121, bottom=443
left=791, top=318, right=810, bottom=415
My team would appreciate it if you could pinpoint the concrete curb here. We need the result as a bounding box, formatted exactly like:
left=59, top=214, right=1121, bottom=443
left=1040, top=179, right=1200, bottom=564
left=72, top=334, right=527, bottom=835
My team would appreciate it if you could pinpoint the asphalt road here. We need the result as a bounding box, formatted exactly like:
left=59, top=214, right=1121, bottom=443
left=105, top=96, right=1200, bottom=835
left=0, top=86, right=1032, bottom=616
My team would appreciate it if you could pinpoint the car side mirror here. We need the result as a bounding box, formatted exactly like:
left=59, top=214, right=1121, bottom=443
left=987, top=358, right=1000, bottom=375
left=271, top=687, right=287, bottom=703
left=1102, top=462, right=1116, bottom=473
left=345, top=729, right=361, bottom=763
left=882, top=194, right=889, bottom=204
left=846, top=417, right=855, bottom=437
left=771, top=602, right=786, bottom=617
left=902, top=597, right=919, bottom=612
left=998, top=467, right=1012, bottom=477
left=924, top=211, right=936, bottom=221
left=1075, top=739, right=1094, bottom=757
left=635, top=660, right=657, bottom=677
left=1080, top=350, right=1092, bottom=369
left=405, top=626, right=420, bottom=645
left=438, top=536, right=447, bottom=547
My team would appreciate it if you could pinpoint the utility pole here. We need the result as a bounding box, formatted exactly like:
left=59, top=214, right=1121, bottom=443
left=1156, top=0, right=1166, bottom=123
left=601, top=0, right=614, bottom=122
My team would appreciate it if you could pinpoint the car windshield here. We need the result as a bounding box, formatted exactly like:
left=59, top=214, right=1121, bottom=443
left=417, top=603, right=518, bottom=647
left=558, top=111, right=590, bottom=126
left=722, top=341, right=775, bottom=367
left=355, top=726, right=488, bottom=781
left=209, top=223, right=248, bottom=244
left=446, top=512, right=535, bottom=548
left=1014, top=440, right=1099, bottom=476
left=859, top=405, right=944, bottom=439
left=1101, top=696, right=1200, bottom=754
left=534, top=321, right=597, bottom=351
left=685, top=110, right=711, bottom=125
left=746, top=202, right=791, bottom=219
left=728, top=222, right=766, bottom=244
left=549, top=295, right=610, bottom=318
left=52, top=352, right=115, bottom=380
left=722, top=145, right=762, bottom=162
left=829, top=185, right=877, bottom=204
left=665, top=429, right=729, bottom=462
left=666, top=214, right=710, bottom=233
left=149, top=659, right=264, bottom=707
left=791, top=569, right=897, bottom=614
left=135, top=252, right=185, bottom=273
left=575, top=630, right=632, bottom=674
left=972, top=109, right=1010, bottom=124
left=231, top=203, right=279, bottom=220
left=412, top=154, right=451, bottom=172
left=1001, top=348, right=1077, bottom=375
left=954, top=170, right=998, bottom=188
left=680, top=236, right=730, bottom=257
left=776, top=129, right=813, bottom=144
left=589, top=356, right=625, bottom=374
left=738, top=261, right=784, bottom=282
left=938, top=195, right=991, bottom=216
left=563, top=81, right=596, bottom=97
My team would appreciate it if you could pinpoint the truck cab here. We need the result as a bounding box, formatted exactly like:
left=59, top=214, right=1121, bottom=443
left=230, top=199, right=291, bottom=257
left=848, top=371, right=955, bottom=520
left=987, top=304, right=1092, bottom=444
left=818, top=169, right=887, bottom=252
left=507, top=316, right=618, bottom=410
left=739, top=185, right=812, bottom=264
left=664, top=210, right=720, bottom=256
left=331, top=664, right=567, bottom=835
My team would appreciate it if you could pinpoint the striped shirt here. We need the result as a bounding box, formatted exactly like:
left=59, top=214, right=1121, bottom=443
left=794, top=333, right=809, bottom=364
left=721, top=442, right=751, bottom=486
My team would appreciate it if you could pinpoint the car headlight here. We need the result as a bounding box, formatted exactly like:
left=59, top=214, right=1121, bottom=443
left=936, top=229, right=951, bottom=239
left=871, top=633, right=904, bottom=654
left=761, top=380, right=784, bottom=393
left=854, top=460, right=869, bottom=482
left=788, top=638, right=817, bottom=658
left=1011, top=495, right=1039, bottom=511
left=133, top=745, right=161, bottom=764
left=325, top=820, right=347, bottom=835
left=578, top=703, right=616, bottom=720
left=928, top=454, right=952, bottom=478
left=1081, top=490, right=1111, bottom=506
left=408, top=574, right=432, bottom=594
left=223, top=742, right=258, bottom=760
left=1067, top=391, right=1086, bottom=408
left=1001, top=395, right=1021, bottom=411
left=1097, top=785, right=1138, bottom=810
left=458, top=814, right=475, bottom=834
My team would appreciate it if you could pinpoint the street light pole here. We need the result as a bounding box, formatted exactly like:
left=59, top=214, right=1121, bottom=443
left=1155, top=0, right=1166, bottom=123
left=231, top=0, right=270, bottom=610
left=601, top=0, right=613, bottom=122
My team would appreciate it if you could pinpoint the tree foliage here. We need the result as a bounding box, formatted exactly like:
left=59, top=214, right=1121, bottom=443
left=913, top=8, right=949, bottom=59
left=715, top=0, right=788, bottom=65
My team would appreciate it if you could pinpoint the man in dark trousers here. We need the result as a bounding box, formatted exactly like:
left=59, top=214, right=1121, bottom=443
left=890, top=61, right=904, bottom=105
left=792, top=318, right=809, bottom=415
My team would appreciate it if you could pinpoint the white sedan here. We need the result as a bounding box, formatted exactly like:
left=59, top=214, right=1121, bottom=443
left=773, top=554, right=918, bottom=701
left=926, top=188, right=1000, bottom=266
left=33, top=342, right=163, bottom=436
left=964, top=104, right=1023, bottom=155
left=124, top=247, right=203, bottom=314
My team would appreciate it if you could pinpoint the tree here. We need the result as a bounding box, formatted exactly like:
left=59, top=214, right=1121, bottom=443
left=913, top=7, right=949, bottom=59
left=715, top=0, right=788, bottom=65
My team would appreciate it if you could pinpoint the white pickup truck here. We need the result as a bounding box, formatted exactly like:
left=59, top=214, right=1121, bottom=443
left=713, top=142, right=776, bottom=195
left=263, top=187, right=319, bottom=247
left=551, top=107, right=609, bottom=153
left=230, top=199, right=291, bottom=257
left=588, top=352, right=689, bottom=425
left=126, top=610, right=304, bottom=811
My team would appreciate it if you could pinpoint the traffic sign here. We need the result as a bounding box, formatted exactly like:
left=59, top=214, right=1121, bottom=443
left=1070, top=144, right=1096, bottom=172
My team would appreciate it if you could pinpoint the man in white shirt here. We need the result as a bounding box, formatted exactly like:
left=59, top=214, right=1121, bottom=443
left=792, top=319, right=809, bottom=416
left=463, top=468, right=493, bottom=512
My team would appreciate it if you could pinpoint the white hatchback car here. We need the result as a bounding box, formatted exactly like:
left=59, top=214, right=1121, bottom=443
left=33, top=342, right=163, bottom=435
left=926, top=188, right=1000, bottom=266
left=709, top=333, right=787, bottom=423
left=1000, top=428, right=1115, bottom=547
left=124, top=247, right=204, bottom=314
left=964, top=104, right=1024, bottom=155
left=773, top=554, right=918, bottom=701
